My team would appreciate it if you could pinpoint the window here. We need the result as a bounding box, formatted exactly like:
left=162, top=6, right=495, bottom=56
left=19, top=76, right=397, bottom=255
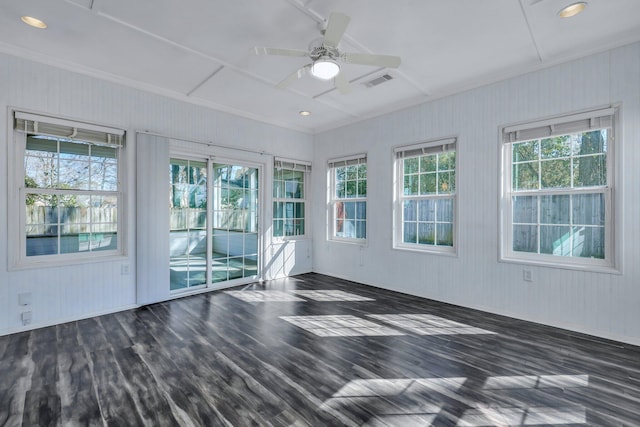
left=395, top=138, right=457, bottom=253
left=328, top=154, right=367, bottom=241
left=273, top=158, right=310, bottom=238
left=501, top=108, right=616, bottom=269
left=11, top=111, right=124, bottom=267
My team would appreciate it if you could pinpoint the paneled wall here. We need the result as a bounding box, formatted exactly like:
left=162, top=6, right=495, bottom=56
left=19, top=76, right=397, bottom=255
left=2, top=43, right=637, bottom=345
left=0, top=53, right=313, bottom=335
left=312, top=43, right=640, bottom=345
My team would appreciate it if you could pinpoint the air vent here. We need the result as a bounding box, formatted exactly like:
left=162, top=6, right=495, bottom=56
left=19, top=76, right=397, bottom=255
left=363, top=74, right=393, bottom=88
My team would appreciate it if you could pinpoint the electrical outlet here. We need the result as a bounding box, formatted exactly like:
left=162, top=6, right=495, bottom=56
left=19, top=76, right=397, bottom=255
left=21, top=311, right=32, bottom=326
left=523, top=269, right=533, bottom=282
left=18, top=292, right=32, bottom=306
left=121, top=264, right=129, bottom=275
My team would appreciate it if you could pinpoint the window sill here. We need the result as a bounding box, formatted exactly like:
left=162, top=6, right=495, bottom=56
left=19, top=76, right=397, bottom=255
left=9, top=252, right=128, bottom=271
left=272, top=237, right=311, bottom=243
left=394, top=244, right=458, bottom=257
left=499, top=255, right=621, bottom=275
left=328, top=237, right=368, bottom=247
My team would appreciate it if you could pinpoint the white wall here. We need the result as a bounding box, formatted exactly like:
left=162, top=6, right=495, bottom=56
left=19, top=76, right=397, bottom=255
left=0, top=52, right=313, bottom=336
left=312, top=43, right=640, bottom=345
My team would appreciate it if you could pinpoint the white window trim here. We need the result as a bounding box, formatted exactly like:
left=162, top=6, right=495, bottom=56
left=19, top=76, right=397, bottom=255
left=273, top=157, right=311, bottom=240
left=393, top=138, right=458, bottom=256
left=327, top=153, right=368, bottom=244
left=8, top=110, right=126, bottom=270
left=499, top=106, right=620, bottom=273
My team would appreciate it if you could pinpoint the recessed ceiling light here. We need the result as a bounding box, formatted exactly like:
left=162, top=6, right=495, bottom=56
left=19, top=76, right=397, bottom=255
left=21, top=16, right=47, bottom=29
left=558, top=2, right=587, bottom=18
left=299, top=111, right=311, bottom=116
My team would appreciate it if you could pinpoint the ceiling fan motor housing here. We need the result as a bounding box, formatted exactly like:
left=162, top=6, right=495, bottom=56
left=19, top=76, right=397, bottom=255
left=309, top=42, right=340, bottom=61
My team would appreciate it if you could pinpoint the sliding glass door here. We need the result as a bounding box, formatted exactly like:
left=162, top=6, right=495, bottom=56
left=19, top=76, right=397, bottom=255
left=169, top=157, right=260, bottom=292
left=212, top=163, right=259, bottom=283
left=169, top=158, right=208, bottom=291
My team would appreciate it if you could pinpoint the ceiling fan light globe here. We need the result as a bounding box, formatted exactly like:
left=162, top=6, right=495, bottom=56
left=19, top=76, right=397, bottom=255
left=311, top=59, right=340, bottom=80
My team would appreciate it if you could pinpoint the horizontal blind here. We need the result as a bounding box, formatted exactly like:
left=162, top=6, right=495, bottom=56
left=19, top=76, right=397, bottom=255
left=274, top=157, right=311, bottom=172
left=395, top=138, right=456, bottom=159
left=502, top=108, right=614, bottom=143
left=15, top=112, right=125, bottom=147
left=328, top=153, right=367, bottom=168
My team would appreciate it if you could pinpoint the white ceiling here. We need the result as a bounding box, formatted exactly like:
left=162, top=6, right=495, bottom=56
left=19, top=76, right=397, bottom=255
left=1, top=0, right=639, bottom=133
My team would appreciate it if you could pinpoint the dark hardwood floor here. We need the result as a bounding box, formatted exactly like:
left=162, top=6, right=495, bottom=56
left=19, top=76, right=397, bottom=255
left=1, top=273, right=639, bottom=426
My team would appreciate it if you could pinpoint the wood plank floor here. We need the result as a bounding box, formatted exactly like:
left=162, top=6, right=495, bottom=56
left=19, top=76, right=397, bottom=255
left=1, top=273, right=639, bottom=426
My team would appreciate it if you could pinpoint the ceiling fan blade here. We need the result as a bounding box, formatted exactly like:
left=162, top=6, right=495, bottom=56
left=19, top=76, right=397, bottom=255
left=254, top=47, right=309, bottom=57
left=334, top=72, right=351, bottom=94
left=276, top=65, right=311, bottom=89
left=342, top=52, right=401, bottom=68
left=323, top=12, right=350, bottom=47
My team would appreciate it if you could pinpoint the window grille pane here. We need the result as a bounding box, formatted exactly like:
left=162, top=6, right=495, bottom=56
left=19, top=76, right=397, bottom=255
left=404, top=157, right=419, bottom=174
left=346, top=180, right=357, bottom=198
left=285, top=181, right=301, bottom=199
left=273, top=219, right=283, bottom=237
left=419, top=173, right=436, bottom=195
left=512, top=162, right=539, bottom=190
left=418, top=199, right=435, bottom=222
left=438, top=151, right=456, bottom=171
left=418, top=223, right=435, bottom=245
left=355, top=201, right=367, bottom=219
left=90, top=158, right=118, bottom=191
left=437, top=198, right=454, bottom=223
left=573, top=154, right=606, bottom=187
left=404, top=222, right=417, bottom=244
left=573, top=226, right=605, bottom=259
left=513, top=140, right=539, bottom=162
left=438, top=170, right=455, bottom=193
left=357, top=164, right=367, bottom=179
left=346, top=165, right=358, bottom=180
left=403, top=200, right=417, bottom=221
left=540, top=136, right=572, bottom=159
left=572, top=194, right=605, bottom=226
left=404, top=175, right=418, bottom=195
left=357, top=180, right=367, bottom=197
left=540, top=225, right=571, bottom=255
left=540, top=195, right=570, bottom=225
left=513, top=225, right=538, bottom=253
left=541, top=159, right=571, bottom=189
left=436, top=223, right=453, bottom=246
left=513, top=196, right=537, bottom=223
left=420, top=156, right=437, bottom=173
left=355, top=220, right=366, bottom=239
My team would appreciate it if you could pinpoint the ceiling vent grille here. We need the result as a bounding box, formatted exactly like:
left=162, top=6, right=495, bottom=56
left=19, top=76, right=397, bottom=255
left=363, top=74, right=393, bottom=88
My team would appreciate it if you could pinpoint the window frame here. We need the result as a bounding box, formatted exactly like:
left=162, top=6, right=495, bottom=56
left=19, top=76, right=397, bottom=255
left=272, top=157, right=311, bottom=240
left=393, top=138, right=458, bottom=255
left=499, top=107, right=619, bottom=272
left=9, top=110, right=126, bottom=269
left=328, top=153, right=368, bottom=243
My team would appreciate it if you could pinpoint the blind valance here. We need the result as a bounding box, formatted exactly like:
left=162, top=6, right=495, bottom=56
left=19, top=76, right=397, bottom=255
left=502, top=108, right=614, bottom=143
left=15, top=112, right=125, bottom=147
left=394, top=138, right=456, bottom=159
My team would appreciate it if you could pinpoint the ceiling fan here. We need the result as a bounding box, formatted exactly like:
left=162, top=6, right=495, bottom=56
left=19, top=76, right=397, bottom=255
left=254, top=12, right=401, bottom=94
